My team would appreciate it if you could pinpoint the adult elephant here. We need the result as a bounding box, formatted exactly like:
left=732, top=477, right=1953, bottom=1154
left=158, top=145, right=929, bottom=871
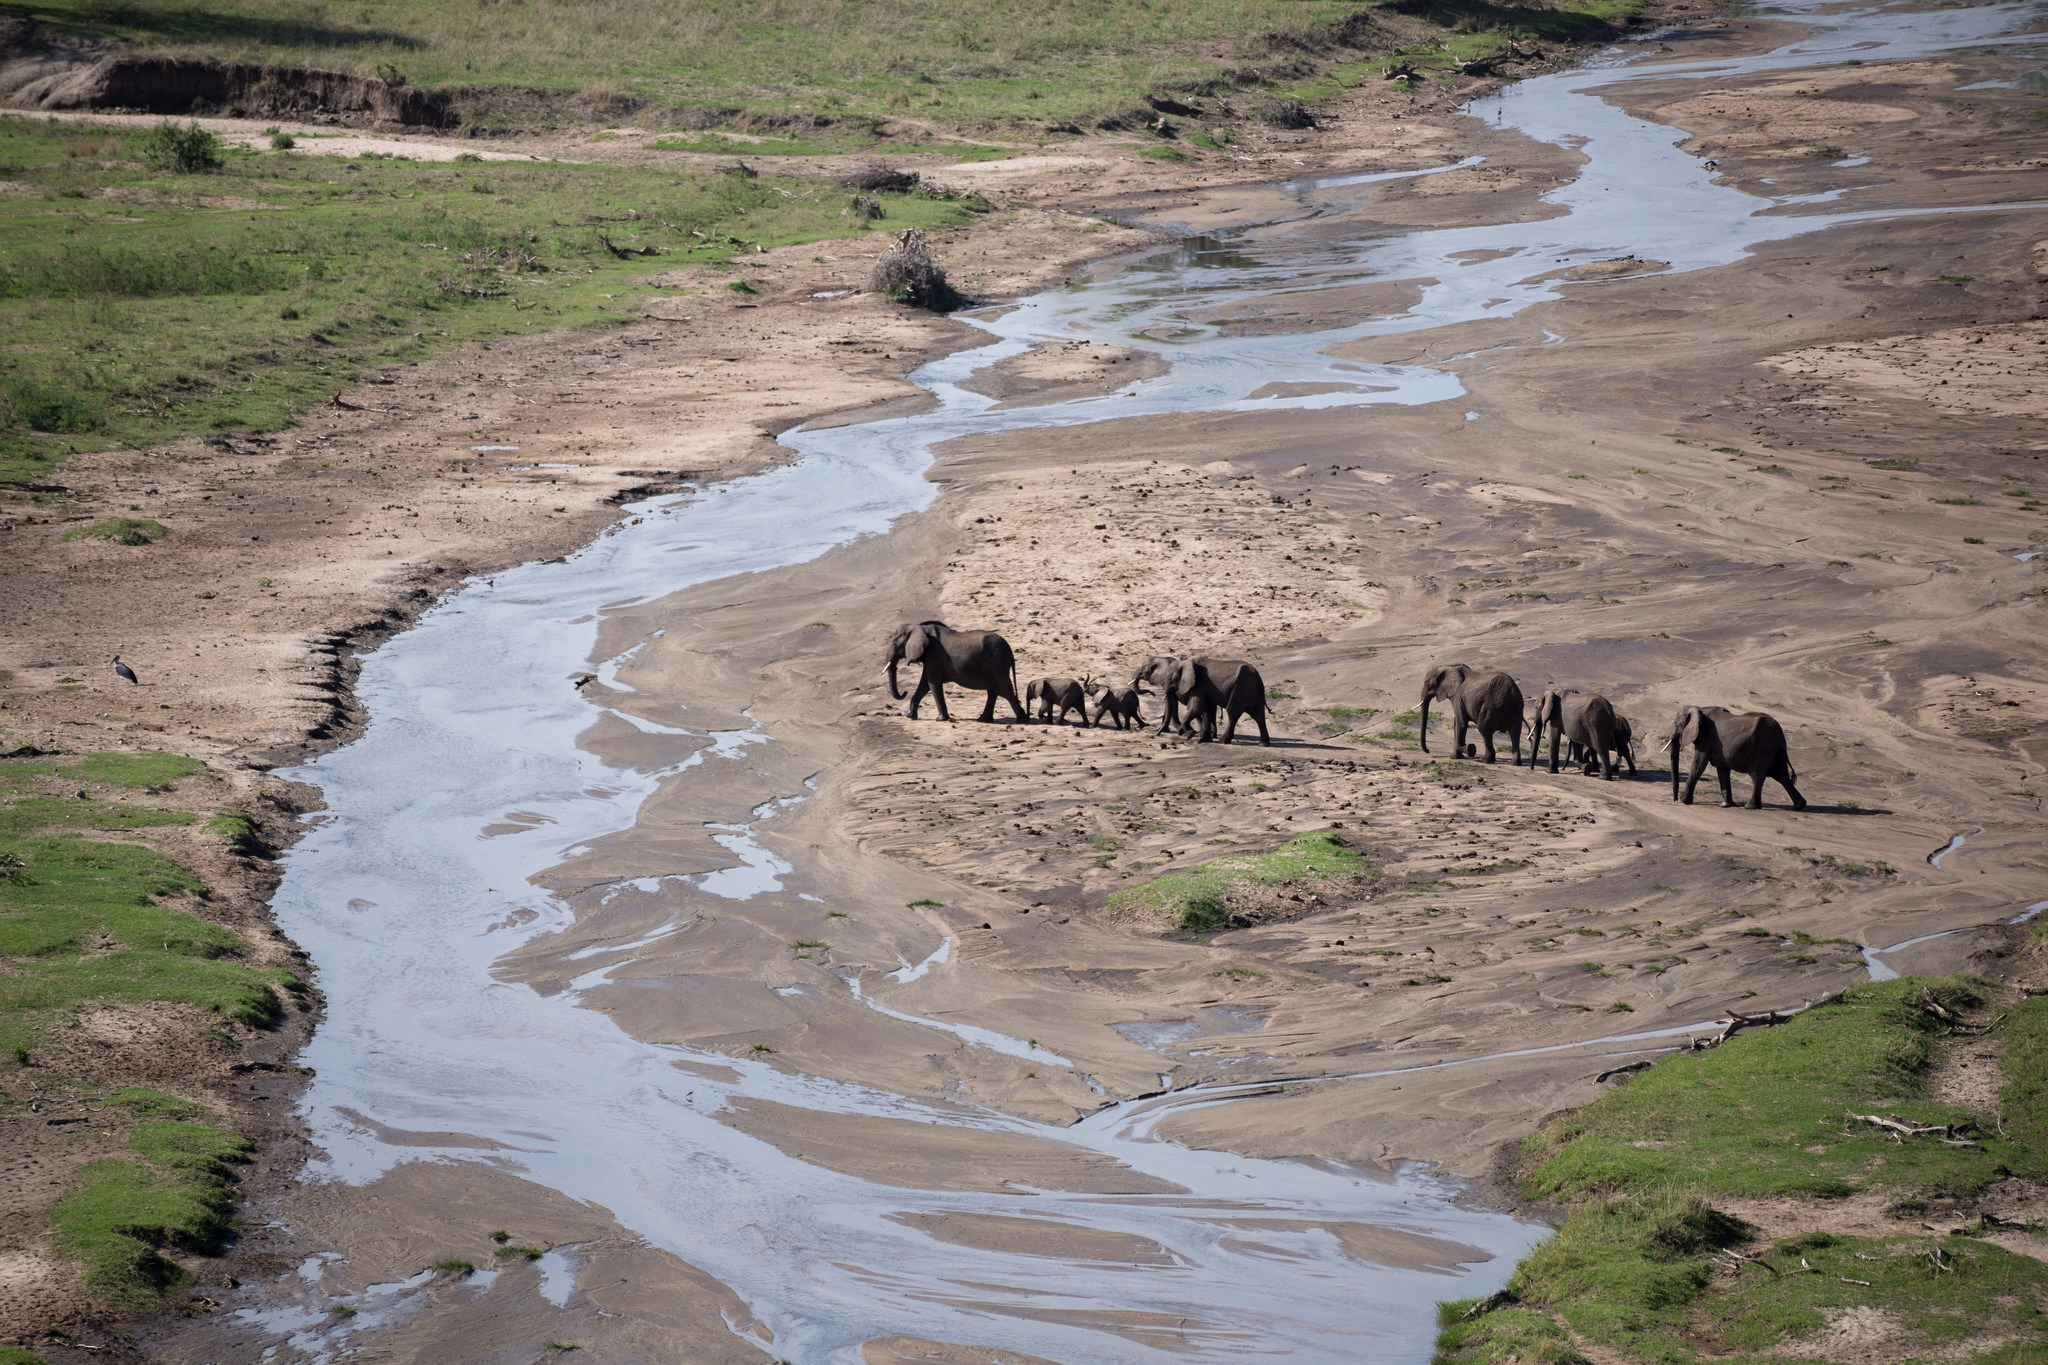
left=1419, top=663, right=1523, bottom=764
left=1529, top=687, right=1624, bottom=780
left=1133, top=654, right=1271, bottom=745
left=1668, top=705, right=1806, bottom=810
left=885, top=620, right=1025, bottom=722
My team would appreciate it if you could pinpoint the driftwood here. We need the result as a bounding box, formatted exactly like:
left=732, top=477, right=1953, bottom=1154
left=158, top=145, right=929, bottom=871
left=1385, top=62, right=1423, bottom=82
left=1691, top=993, right=1839, bottom=1051
left=1460, top=1289, right=1515, bottom=1320
left=1846, top=1111, right=1983, bottom=1147
left=596, top=234, right=660, bottom=260
left=1595, top=1060, right=1655, bottom=1083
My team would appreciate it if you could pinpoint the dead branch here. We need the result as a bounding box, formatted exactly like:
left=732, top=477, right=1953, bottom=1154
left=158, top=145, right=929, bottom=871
left=1845, top=1111, right=1982, bottom=1144
left=1596, top=1060, right=1655, bottom=1083
left=1385, top=62, right=1423, bottom=82
left=1692, top=993, right=1838, bottom=1050
left=596, top=234, right=660, bottom=260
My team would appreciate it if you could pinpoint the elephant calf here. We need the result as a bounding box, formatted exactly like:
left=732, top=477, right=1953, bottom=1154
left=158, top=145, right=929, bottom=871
left=1669, top=705, right=1806, bottom=810
left=1530, top=687, right=1625, bottom=780
left=1571, top=713, right=1638, bottom=776
left=1026, top=676, right=1087, bottom=725
left=1084, top=681, right=1143, bottom=730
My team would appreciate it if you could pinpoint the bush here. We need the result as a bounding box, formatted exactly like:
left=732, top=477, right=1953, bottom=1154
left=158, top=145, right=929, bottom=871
left=138, top=121, right=225, bottom=175
left=843, top=164, right=919, bottom=192
left=1257, top=99, right=1313, bottom=128
left=2, top=375, right=104, bottom=432
left=865, top=228, right=958, bottom=311
left=269, top=131, right=296, bottom=151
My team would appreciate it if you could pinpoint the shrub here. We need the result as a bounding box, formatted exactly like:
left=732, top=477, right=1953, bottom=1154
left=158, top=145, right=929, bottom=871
left=2, top=376, right=104, bottom=433
left=842, top=164, right=919, bottom=192
left=269, top=131, right=296, bottom=151
left=138, top=121, right=225, bottom=175
left=1257, top=99, right=1313, bottom=128
left=865, top=228, right=958, bottom=311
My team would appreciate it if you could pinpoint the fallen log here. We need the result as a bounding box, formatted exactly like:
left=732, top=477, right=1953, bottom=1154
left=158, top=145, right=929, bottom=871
left=1691, top=993, right=1840, bottom=1051
left=1595, top=1060, right=1655, bottom=1083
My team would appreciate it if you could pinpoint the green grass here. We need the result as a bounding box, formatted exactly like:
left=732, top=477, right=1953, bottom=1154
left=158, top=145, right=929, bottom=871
left=0, top=115, right=982, bottom=481
left=103, top=1087, right=213, bottom=1119
left=1521, top=979, right=2029, bottom=1202
left=0, top=836, right=288, bottom=1059
left=60, top=517, right=172, bottom=545
left=1106, top=829, right=1375, bottom=934
left=74, top=751, right=207, bottom=790
left=0, top=1350, right=49, bottom=1365
left=1438, top=978, right=2048, bottom=1365
left=10, top=0, right=1372, bottom=125
left=651, top=133, right=1012, bottom=160
left=49, top=1121, right=251, bottom=1303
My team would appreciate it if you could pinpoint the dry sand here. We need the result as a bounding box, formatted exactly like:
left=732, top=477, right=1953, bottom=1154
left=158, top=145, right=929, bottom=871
left=7, top=3, right=2047, bottom=1359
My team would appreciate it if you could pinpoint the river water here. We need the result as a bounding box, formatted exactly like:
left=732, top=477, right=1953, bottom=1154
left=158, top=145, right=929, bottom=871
left=261, top=3, right=2047, bottom=1360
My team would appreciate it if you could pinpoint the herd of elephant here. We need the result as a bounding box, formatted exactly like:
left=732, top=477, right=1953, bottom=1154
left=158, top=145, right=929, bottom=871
left=884, top=621, right=1808, bottom=812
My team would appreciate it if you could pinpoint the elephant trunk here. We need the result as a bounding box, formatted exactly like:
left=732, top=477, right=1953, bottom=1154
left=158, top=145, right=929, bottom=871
left=1418, top=689, right=1433, bottom=753
left=888, top=652, right=906, bottom=701
left=1668, top=721, right=1685, bottom=801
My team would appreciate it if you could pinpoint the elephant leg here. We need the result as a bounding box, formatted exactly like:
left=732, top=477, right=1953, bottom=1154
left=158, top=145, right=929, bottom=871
left=1220, top=704, right=1243, bottom=745
left=1479, top=726, right=1498, bottom=763
left=1547, top=727, right=1561, bottom=774
left=1681, top=753, right=1709, bottom=804
left=1253, top=706, right=1271, bottom=747
left=978, top=688, right=998, bottom=723
left=1508, top=722, right=1523, bottom=766
left=1772, top=756, right=1806, bottom=811
left=1717, top=765, right=1735, bottom=807
left=930, top=675, right=952, bottom=722
left=1746, top=768, right=1766, bottom=809
left=906, top=676, right=929, bottom=719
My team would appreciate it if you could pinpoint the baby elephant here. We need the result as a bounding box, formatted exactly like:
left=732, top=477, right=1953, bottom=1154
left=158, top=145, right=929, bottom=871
left=1084, top=680, right=1143, bottom=730
left=1571, top=713, right=1638, bottom=776
left=1026, top=676, right=1087, bottom=725
left=1530, top=687, right=1626, bottom=780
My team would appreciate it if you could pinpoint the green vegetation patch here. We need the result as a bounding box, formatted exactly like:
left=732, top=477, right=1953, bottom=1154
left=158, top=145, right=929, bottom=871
left=0, top=1349, right=50, bottom=1365
left=0, top=797, right=197, bottom=841
left=60, top=518, right=172, bottom=546
left=0, top=115, right=982, bottom=480
left=1438, top=978, right=2048, bottom=1364
left=1107, top=829, right=1375, bottom=934
left=103, top=1087, right=213, bottom=1119
left=1522, top=979, right=2029, bottom=1201
left=76, top=751, right=206, bottom=790
left=49, top=1120, right=251, bottom=1302
left=0, top=837, right=284, bottom=1059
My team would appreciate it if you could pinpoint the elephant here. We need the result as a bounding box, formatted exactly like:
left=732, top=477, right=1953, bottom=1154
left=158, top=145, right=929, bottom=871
left=1668, top=705, right=1806, bottom=810
left=1026, top=676, right=1087, bottom=725
left=1568, top=712, right=1638, bottom=775
left=1529, top=688, right=1624, bottom=780
left=885, top=620, right=1025, bottom=722
left=1419, top=663, right=1524, bottom=764
left=1084, top=680, right=1143, bottom=730
left=1136, top=655, right=1271, bottom=745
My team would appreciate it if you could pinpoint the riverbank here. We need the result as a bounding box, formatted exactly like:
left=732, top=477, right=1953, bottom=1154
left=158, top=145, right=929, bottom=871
left=6, top=0, right=2047, bottom=1359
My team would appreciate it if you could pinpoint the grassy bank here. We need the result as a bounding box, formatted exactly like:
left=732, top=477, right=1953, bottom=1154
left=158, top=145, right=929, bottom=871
left=0, top=115, right=983, bottom=482
left=1437, top=978, right=2048, bottom=1364
left=10, top=0, right=1649, bottom=128
left=0, top=746, right=298, bottom=1059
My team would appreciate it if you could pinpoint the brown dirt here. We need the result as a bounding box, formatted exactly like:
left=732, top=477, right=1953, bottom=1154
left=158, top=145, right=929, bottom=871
left=10, top=1, right=2048, bottom=1358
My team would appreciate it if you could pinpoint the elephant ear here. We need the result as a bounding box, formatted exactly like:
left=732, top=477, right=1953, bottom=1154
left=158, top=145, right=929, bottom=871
left=1680, top=707, right=1705, bottom=750
left=904, top=628, right=930, bottom=663
left=1171, top=660, right=1197, bottom=697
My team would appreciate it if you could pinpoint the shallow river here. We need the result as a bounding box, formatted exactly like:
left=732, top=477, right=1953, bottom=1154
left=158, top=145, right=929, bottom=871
left=261, top=3, right=2045, bottom=1359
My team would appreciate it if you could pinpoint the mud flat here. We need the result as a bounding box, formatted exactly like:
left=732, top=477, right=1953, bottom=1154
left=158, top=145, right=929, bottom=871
left=6, top=0, right=2045, bottom=1359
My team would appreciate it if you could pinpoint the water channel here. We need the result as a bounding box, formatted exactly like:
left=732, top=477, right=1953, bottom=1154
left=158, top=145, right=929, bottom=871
left=260, top=2, right=2048, bottom=1359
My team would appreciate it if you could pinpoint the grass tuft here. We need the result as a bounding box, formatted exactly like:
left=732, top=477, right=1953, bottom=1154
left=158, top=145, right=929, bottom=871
left=60, top=519, right=171, bottom=547
left=1107, top=829, right=1374, bottom=934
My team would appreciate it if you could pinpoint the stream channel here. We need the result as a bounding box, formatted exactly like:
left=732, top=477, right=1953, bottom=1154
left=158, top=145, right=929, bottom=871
left=260, top=3, right=2047, bottom=1360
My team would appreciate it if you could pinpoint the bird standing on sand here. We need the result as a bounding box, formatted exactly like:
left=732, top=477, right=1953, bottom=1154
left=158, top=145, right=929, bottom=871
left=112, top=656, right=139, bottom=685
